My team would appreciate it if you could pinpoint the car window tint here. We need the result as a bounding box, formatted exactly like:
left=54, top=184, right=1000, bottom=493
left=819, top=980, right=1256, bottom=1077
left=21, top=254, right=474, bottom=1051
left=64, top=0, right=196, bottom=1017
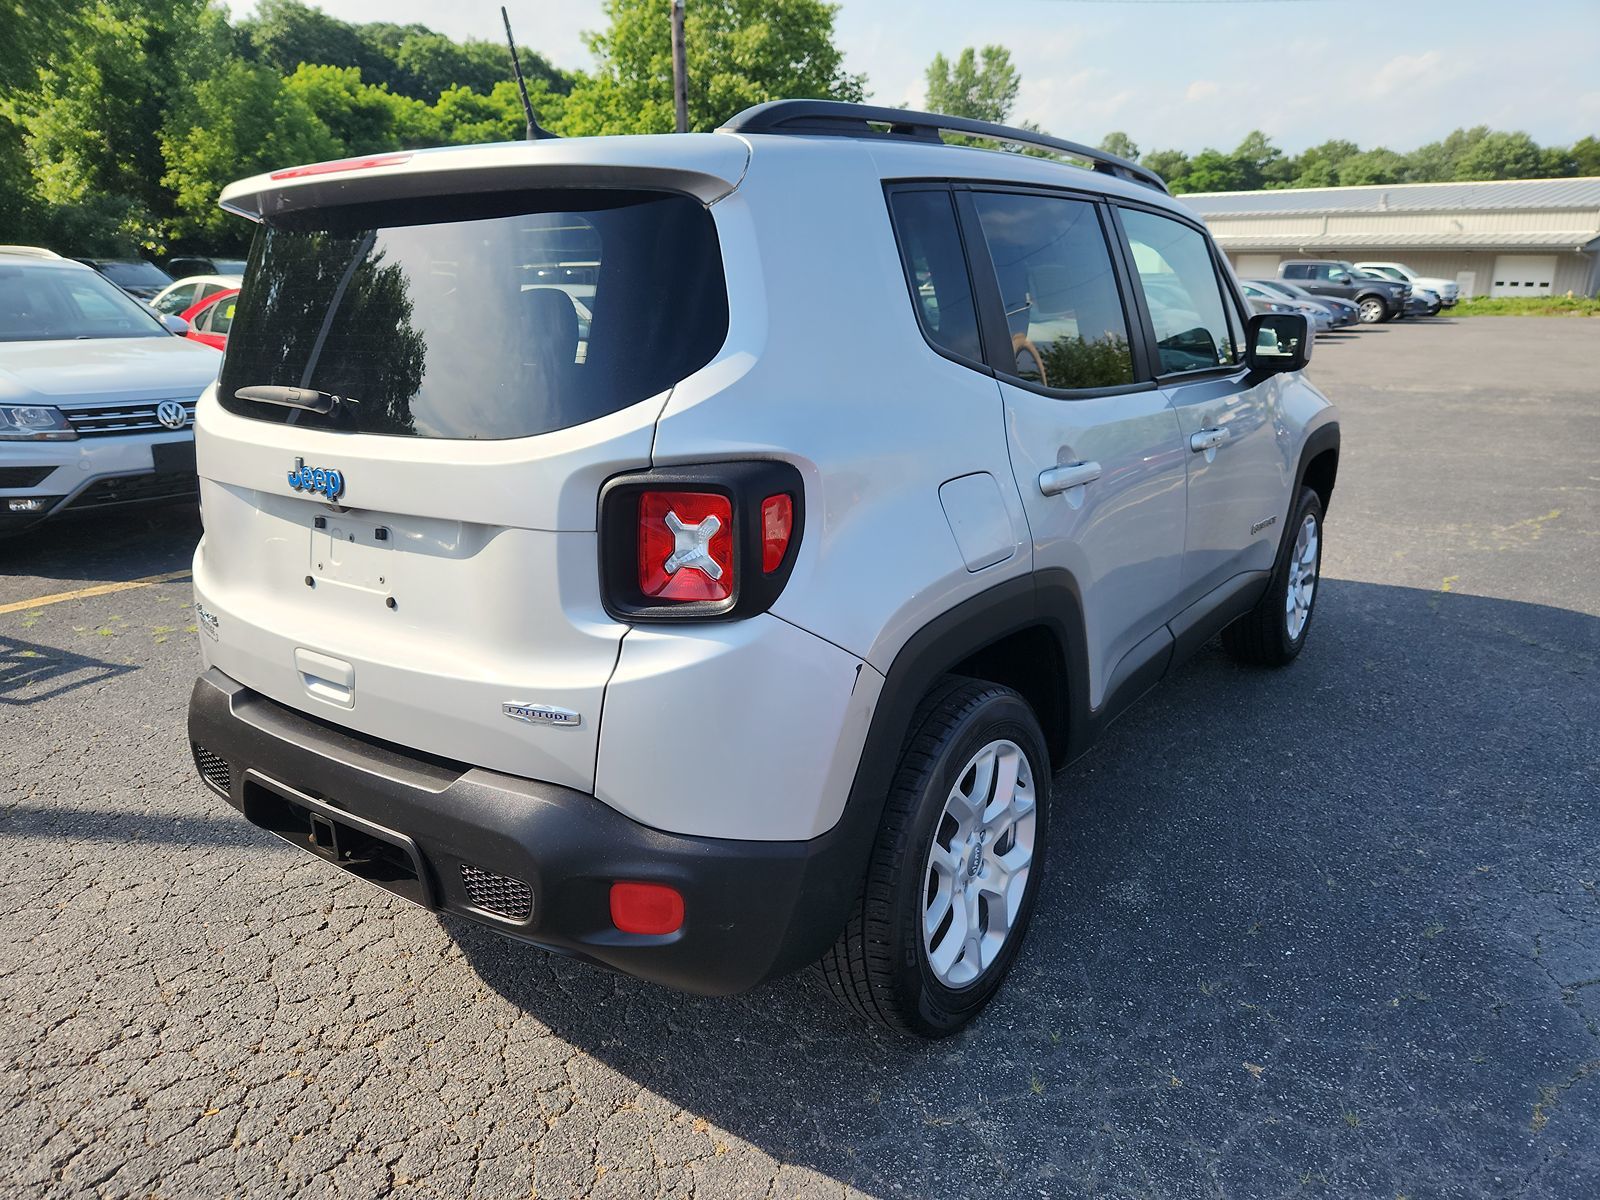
left=886, top=189, right=982, bottom=362
left=210, top=299, right=236, bottom=335
left=1121, top=209, right=1239, bottom=374
left=156, top=284, right=195, bottom=314
left=219, top=189, right=729, bottom=440
left=970, top=191, right=1133, bottom=390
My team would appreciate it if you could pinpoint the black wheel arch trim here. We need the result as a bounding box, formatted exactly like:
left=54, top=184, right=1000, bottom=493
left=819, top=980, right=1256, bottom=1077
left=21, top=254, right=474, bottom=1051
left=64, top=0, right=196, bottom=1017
left=1291, top=421, right=1341, bottom=516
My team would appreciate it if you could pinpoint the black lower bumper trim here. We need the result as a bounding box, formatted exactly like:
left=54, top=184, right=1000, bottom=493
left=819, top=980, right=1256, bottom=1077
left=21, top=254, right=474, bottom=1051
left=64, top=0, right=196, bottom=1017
left=186, top=669, right=860, bottom=995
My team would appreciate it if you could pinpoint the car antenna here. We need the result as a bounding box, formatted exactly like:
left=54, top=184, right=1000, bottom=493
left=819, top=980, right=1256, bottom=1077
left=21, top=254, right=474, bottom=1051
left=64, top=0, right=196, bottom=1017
left=501, top=6, right=556, bottom=140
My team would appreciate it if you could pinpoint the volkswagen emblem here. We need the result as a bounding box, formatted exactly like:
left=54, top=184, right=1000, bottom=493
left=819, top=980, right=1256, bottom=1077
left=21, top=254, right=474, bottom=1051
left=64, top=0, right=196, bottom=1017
left=156, top=400, right=188, bottom=431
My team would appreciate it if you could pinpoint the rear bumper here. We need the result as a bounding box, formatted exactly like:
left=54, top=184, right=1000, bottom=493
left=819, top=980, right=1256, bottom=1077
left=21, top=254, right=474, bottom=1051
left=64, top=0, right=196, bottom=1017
left=186, top=668, right=860, bottom=995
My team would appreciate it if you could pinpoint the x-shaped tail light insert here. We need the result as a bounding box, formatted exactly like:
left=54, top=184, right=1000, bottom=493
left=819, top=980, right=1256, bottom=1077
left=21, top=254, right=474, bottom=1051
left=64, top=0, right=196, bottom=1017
left=662, top=510, right=724, bottom=580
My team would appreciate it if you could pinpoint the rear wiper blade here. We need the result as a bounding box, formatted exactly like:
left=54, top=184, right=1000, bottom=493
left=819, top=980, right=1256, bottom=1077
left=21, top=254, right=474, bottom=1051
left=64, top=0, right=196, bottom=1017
left=233, top=385, right=360, bottom=414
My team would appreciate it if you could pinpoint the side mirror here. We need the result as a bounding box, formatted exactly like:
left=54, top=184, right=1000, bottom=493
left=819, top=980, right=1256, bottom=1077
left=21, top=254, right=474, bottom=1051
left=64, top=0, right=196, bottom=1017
left=1247, top=312, right=1311, bottom=374
left=1330, top=271, right=1352, bottom=284
left=161, top=314, right=190, bottom=335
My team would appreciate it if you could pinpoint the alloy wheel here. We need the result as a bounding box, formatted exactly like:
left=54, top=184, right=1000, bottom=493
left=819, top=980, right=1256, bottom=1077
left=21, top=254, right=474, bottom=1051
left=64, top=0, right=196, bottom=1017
left=921, top=739, right=1037, bottom=989
left=1285, top=512, right=1320, bottom=640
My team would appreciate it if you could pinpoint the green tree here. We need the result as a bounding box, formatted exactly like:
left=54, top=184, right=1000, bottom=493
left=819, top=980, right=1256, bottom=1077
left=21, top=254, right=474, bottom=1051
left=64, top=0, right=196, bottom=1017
left=8, top=0, right=224, bottom=252
left=1286, top=139, right=1359, bottom=188
left=1098, top=131, right=1140, bottom=162
left=1233, top=130, right=1291, bottom=189
left=1571, top=136, right=1600, bottom=177
left=1141, top=148, right=1191, bottom=191
left=161, top=60, right=339, bottom=243
left=1403, top=126, right=1488, bottom=181
left=1182, top=149, right=1249, bottom=193
left=1338, top=148, right=1407, bottom=186
left=1454, top=129, right=1549, bottom=180
left=241, top=0, right=389, bottom=81
left=562, top=0, right=864, bottom=136
left=924, top=46, right=1020, bottom=124
left=283, top=63, right=439, bottom=151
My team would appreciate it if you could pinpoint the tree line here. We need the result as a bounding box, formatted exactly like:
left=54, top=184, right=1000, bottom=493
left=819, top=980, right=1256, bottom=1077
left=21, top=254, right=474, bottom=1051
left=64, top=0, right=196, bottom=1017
left=2, top=3, right=1593, bottom=258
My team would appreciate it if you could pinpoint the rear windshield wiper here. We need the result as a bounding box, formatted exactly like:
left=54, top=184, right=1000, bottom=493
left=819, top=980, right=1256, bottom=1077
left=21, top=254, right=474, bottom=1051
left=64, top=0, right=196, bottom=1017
left=233, top=385, right=361, bottom=414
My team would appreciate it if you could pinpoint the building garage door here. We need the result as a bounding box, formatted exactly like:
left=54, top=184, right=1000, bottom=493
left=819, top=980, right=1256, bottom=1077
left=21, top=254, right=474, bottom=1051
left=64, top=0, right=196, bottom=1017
left=1491, top=255, right=1556, bottom=298
left=1233, top=253, right=1281, bottom=279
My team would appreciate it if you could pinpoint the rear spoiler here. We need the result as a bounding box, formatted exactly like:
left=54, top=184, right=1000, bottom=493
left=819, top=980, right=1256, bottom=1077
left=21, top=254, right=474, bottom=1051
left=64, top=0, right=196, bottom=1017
left=218, top=134, right=751, bottom=222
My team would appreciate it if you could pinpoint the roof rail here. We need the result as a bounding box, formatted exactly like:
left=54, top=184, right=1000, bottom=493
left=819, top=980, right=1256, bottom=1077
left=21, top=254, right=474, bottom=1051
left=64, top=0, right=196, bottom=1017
left=718, top=100, right=1169, bottom=194
left=0, top=245, right=63, bottom=259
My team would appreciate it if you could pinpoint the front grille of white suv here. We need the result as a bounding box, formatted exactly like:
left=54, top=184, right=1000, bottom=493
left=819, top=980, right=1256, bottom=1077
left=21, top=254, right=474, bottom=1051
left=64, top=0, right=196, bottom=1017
left=64, top=398, right=197, bottom=436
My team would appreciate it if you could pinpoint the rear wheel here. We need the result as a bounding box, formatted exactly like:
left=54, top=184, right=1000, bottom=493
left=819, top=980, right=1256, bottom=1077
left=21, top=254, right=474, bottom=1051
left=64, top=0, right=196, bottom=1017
left=1222, top=485, right=1324, bottom=666
left=818, top=679, right=1050, bottom=1037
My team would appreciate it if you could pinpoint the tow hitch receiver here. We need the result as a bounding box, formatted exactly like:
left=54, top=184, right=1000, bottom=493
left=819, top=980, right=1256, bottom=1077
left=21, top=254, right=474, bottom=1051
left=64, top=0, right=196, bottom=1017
left=241, top=771, right=434, bottom=909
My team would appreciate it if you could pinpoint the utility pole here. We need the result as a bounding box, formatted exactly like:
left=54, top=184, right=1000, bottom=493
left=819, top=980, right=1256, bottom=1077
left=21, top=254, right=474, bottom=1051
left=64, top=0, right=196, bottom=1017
left=670, top=0, right=688, bottom=133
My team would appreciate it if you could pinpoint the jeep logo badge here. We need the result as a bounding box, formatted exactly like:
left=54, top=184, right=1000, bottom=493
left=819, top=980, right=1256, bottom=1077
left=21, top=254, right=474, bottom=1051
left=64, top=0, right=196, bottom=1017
left=288, top=457, right=344, bottom=501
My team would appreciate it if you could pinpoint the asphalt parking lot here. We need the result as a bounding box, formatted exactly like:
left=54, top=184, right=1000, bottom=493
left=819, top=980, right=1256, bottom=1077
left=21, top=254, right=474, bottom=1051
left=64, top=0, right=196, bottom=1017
left=2, top=315, right=1597, bottom=1199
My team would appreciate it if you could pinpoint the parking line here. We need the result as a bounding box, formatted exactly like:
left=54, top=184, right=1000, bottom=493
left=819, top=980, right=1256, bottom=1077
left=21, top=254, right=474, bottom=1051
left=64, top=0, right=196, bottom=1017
left=0, top=570, right=193, bottom=616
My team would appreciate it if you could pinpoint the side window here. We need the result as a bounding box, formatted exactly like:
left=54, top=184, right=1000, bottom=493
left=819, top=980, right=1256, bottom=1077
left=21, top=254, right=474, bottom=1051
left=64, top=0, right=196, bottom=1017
left=886, top=189, right=983, bottom=363
left=1282, top=264, right=1309, bottom=280
left=969, top=191, right=1134, bottom=390
left=155, top=283, right=195, bottom=314
left=1120, top=208, right=1239, bottom=374
left=210, top=298, right=236, bottom=335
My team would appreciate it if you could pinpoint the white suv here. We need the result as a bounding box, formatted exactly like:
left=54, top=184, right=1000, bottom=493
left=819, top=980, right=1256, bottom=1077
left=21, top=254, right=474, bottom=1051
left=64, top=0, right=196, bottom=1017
left=1354, top=261, right=1460, bottom=307
left=1, top=249, right=221, bottom=536
left=185, top=101, right=1340, bottom=1036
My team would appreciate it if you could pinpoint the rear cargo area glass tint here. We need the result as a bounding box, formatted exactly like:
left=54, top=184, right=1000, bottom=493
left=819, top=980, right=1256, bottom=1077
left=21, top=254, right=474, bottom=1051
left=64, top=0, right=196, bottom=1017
left=220, top=189, right=728, bottom=439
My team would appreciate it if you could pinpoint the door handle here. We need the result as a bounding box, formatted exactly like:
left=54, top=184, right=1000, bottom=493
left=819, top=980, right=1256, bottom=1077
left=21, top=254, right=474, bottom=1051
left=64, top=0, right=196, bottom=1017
left=1038, top=460, right=1102, bottom=496
left=1190, top=428, right=1229, bottom=453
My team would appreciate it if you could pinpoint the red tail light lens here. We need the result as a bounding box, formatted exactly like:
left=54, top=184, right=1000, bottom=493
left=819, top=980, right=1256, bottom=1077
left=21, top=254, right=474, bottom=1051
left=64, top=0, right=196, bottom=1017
left=637, top=490, right=734, bottom=602
left=270, top=153, right=412, bottom=180
left=610, top=881, right=685, bottom=935
left=760, top=494, right=793, bottom=572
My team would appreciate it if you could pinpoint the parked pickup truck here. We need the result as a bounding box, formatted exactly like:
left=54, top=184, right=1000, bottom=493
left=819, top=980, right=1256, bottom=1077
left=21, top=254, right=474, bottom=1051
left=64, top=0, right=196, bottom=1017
left=1278, top=259, right=1409, bottom=324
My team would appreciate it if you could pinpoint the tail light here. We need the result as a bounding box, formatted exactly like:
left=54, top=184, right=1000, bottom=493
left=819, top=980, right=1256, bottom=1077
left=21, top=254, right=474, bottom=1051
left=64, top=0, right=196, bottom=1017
left=599, top=462, right=804, bottom=621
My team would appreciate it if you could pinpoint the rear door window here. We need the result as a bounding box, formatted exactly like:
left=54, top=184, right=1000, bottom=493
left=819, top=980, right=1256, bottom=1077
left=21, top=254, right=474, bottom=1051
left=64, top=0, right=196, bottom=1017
left=1120, top=208, right=1240, bottom=375
left=886, top=189, right=983, bottom=363
left=219, top=189, right=729, bottom=440
left=968, top=191, right=1134, bottom=390
left=155, top=283, right=196, bottom=314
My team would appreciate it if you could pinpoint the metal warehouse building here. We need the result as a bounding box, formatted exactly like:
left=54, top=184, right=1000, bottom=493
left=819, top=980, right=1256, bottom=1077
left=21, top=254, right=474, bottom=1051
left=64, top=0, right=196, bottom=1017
left=1179, top=177, right=1600, bottom=299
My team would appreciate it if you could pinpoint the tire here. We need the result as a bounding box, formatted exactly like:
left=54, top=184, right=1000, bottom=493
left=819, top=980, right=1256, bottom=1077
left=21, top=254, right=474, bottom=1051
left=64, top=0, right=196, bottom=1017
left=1357, top=295, right=1386, bottom=324
left=818, top=678, right=1051, bottom=1037
left=1222, top=485, right=1324, bottom=666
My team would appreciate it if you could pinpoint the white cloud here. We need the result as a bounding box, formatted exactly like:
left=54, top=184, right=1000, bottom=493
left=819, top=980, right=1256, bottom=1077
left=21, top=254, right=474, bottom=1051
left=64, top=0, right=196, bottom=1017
left=1185, top=80, right=1221, bottom=103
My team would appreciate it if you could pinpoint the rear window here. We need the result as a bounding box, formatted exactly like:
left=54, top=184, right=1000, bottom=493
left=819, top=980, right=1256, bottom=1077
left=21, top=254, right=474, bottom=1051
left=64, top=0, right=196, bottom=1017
left=219, top=189, right=728, bottom=440
left=91, top=261, right=173, bottom=289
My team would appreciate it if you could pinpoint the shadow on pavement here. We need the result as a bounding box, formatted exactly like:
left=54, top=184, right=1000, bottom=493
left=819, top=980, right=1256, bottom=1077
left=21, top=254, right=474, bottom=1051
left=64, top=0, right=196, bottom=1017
left=0, top=503, right=200, bottom=586
left=0, top=632, right=136, bottom=705
left=448, top=580, right=1600, bottom=1197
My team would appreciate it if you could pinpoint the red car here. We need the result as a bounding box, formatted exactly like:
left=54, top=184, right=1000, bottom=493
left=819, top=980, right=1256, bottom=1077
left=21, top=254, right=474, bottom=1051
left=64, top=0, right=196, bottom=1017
left=179, top=286, right=239, bottom=351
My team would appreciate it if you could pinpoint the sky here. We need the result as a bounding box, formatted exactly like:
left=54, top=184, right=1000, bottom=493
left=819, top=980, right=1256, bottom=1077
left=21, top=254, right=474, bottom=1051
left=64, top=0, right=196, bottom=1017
left=221, top=0, right=1600, bottom=156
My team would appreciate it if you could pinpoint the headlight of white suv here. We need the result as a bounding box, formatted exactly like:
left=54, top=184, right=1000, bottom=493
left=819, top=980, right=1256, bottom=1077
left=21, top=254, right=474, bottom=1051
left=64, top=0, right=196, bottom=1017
left=0, top=405, right=76, bottom=440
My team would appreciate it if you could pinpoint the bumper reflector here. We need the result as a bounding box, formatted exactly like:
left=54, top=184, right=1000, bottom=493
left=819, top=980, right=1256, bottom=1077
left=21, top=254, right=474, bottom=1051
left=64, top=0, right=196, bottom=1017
left=610, top=881, right=685, bottom=935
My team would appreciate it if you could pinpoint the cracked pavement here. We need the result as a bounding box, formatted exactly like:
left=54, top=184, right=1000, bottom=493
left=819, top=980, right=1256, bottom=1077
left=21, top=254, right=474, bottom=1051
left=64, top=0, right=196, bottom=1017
left=2, top=316, right=1597, bottom=1198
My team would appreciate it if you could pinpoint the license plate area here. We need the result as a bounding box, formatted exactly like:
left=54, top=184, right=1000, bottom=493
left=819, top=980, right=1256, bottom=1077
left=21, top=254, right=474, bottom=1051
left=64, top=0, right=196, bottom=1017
left=241, top=771, right=433, bottom=908
left=152, top=439, right=197, bottom=475
left=310, top=515, right=394, bottom=592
